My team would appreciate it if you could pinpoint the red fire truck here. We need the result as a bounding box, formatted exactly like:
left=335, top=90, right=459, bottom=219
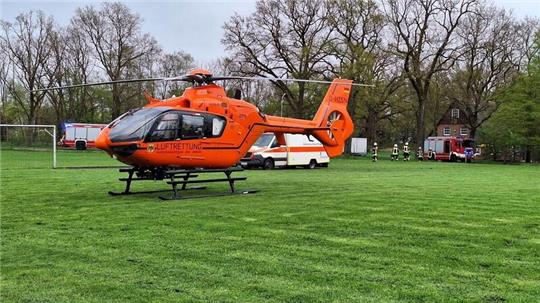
left=59, top=123, right=107, bottom=150
left=423, top=136, right=476, bottom=162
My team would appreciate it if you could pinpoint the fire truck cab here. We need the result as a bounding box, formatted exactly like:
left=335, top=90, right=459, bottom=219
left=59, top=123, right=107, bottom=150
left=240, top=133, right=330, bottom=169
left=423, top=136, right=476, bottom=162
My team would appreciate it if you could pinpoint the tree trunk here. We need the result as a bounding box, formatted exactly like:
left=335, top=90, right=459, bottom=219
left=525, top=145, right=531, bottom=163
left=415, top=96, right=426, bottom=145
left=296, top=83, right=305, bottom=119
left=365, top=112, right=378, bottom=146
left=112, top=84, right=122, bottom=119
left=469, top=126, right=477, bottom=139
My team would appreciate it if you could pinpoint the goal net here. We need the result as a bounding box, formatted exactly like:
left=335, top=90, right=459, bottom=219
left=0, top=124, right=57, bottom=168
left=1, top=124, right=120, bottom=169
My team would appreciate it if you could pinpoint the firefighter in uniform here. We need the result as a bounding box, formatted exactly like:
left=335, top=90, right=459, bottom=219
left=417, top=147, right=424, bottom=161
left=403, top=142, right=410, bottom=161
left=372, top=142, right=378, bottom=162
left=391, top=144, right=399, bottom=161
left=427, top=148, right=436, bottom=160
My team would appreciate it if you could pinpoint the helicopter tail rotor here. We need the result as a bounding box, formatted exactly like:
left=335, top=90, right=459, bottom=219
left=309, top=79, right=355, bottom=157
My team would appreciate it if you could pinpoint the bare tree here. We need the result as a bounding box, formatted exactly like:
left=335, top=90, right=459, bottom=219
left=1, top=11, right=55, bottom=124
left=0, top=39, right=10, bottom=123
left=43, top=27, right=69, bottom=125
left=155, top=51, right=193, bottom=99
left=205, top=58, right=277, bottom=111
left=384, top=0, right=475, bottom=144
left=223, top=0, right=335, bottom=118
left=72, top=2, right=159, bottom=118
left=63, top=24, right=97, bottom=121
left=514, top=17, right=540, bottom=74
left=43, top=22, right=103, bottom=124
left=328, top=0, right=406, bottom=145
left=451, top=4, right=521, bottom=138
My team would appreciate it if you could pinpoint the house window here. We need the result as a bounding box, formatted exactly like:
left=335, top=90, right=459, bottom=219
left=443, top=127, right=451, bottom=136
left=451, top=108, right=460, bottom=118
left=460, top=127, right=468, bottom=136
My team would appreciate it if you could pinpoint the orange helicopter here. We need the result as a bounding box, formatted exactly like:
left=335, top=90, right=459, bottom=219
left=36, top=68, right=368, bottom=198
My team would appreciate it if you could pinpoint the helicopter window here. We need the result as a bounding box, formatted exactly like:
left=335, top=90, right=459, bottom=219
left=147, top=112, right=180, bottom=142
left=109, top=107, right=168, bottom=143
left=181, top=114, right=205, bottom=139
left=210, top=116, right=225, bottom=137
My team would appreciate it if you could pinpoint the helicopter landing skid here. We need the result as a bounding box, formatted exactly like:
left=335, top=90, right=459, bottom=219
left=159, top=189, right=259, bottom=200
left=109, top=166, right=257, bottom=199
left=108, top=186, right=207, bottom=196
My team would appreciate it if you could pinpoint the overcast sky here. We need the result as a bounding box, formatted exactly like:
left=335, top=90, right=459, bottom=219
left=1, top=0, right=539, bottom=63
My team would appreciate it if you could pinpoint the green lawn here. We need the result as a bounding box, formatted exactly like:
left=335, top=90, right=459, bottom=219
left=1, top=150, right=539, bottom=302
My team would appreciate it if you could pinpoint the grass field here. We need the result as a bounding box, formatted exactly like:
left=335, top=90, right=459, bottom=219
left=1, top=149, right=539, bottom=302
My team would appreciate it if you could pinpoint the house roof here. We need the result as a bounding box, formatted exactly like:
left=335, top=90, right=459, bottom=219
left=436, top=101, right=468, bottom=126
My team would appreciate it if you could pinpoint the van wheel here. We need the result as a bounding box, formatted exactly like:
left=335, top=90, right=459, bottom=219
left=450, top=154, right=457, bottom=162
left=306, top=159, right=317, bottom=169
left=262, top=158, right=274, bottom=170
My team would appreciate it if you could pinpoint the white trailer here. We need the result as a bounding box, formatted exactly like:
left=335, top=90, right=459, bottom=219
left=350, top=137, right=368, bottom=155
left=240, top=133, right=330, bottom=169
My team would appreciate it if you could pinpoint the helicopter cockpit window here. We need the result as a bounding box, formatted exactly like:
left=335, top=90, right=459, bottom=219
left=181, top=114, right=205, bottom=139
left=109, top=107, right=168, bottom=143
left=147, top=112, right=180, bottom=142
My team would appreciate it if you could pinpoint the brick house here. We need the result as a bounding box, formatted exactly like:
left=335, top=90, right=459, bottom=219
left=435, top=103, right=471, bottom=138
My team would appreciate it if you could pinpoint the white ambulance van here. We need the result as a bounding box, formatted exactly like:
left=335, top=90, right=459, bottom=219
left=240, top=133, right=329, bottom=169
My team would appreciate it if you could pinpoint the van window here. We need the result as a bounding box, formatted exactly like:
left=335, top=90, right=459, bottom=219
left=253, top=134, right=275, bottom=147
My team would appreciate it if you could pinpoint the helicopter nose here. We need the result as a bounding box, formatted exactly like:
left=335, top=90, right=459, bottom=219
left=95, top=128, right=110, bottom=151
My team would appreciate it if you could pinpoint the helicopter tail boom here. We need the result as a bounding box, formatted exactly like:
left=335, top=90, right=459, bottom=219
left=263, top=79, right=354, bottom=157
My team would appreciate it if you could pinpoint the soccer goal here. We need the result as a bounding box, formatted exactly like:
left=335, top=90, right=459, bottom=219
left=0, top=124, right=57, bottom=168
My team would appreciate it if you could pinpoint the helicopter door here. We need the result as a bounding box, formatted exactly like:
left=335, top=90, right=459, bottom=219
left=146, top=112, right=180, bottom=142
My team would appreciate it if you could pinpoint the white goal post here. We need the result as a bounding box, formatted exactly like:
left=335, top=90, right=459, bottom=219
left=0, top=124, right=57, bottom=168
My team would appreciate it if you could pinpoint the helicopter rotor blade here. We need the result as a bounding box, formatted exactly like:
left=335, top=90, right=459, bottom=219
left=30, top=77, right=170, bottom=93
left=30, top=74, right=373, bottom=93
left=210, top=76, right=374, bottom=87
left=30, top=76, right=206, bottom=93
